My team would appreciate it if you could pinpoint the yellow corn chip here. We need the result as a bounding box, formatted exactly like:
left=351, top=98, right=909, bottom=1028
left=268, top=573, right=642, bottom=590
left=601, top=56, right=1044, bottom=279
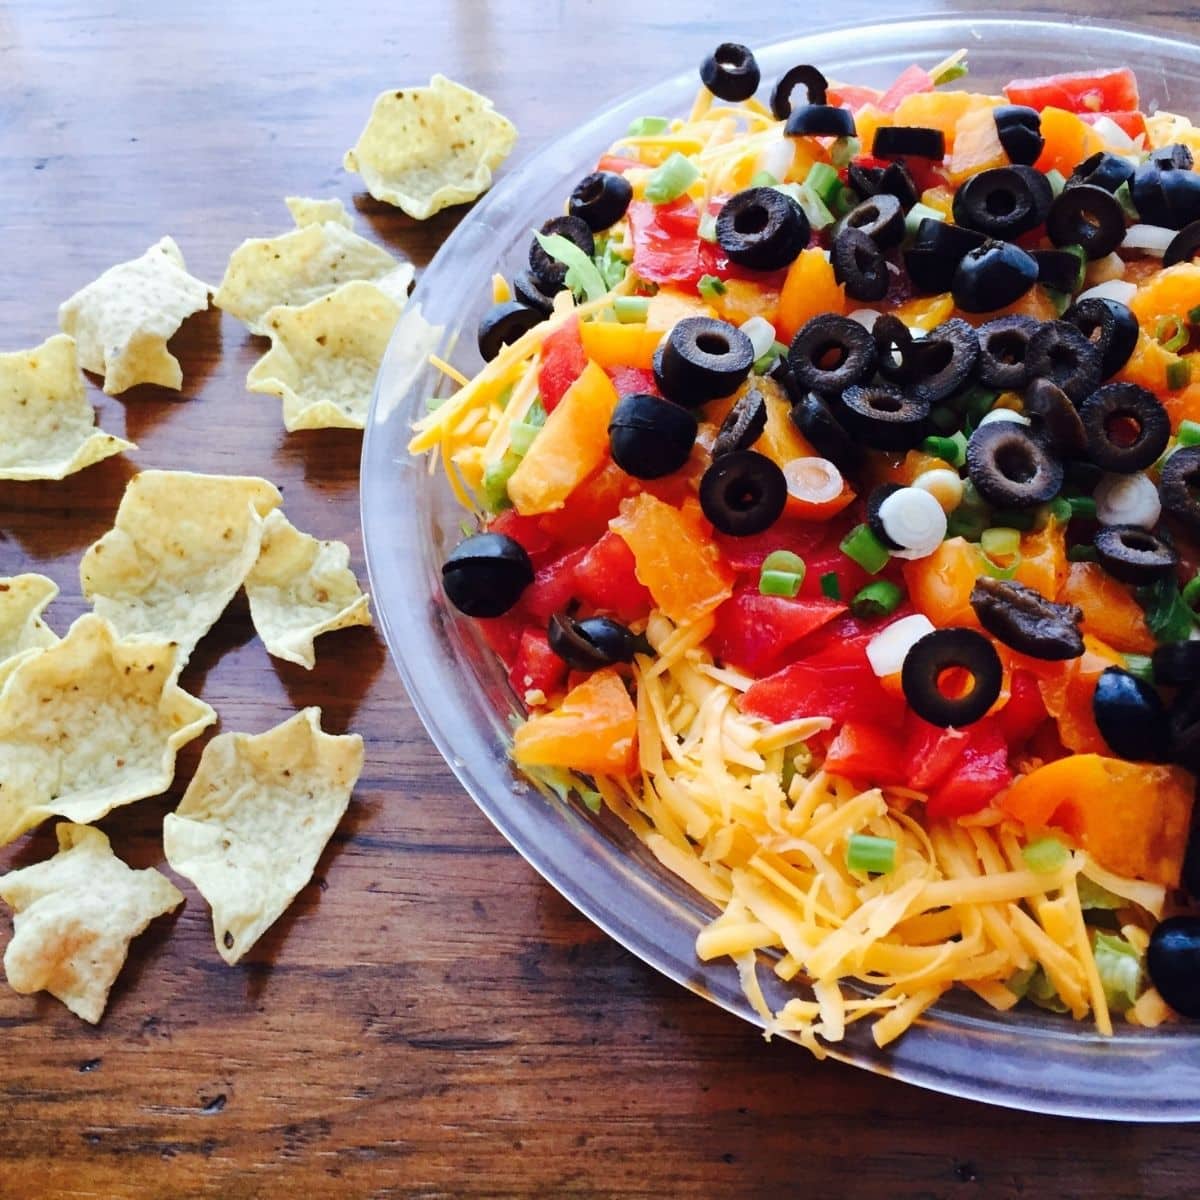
left=80, top=470, right=282, bottom=666
left=0, top=334, right=133, bottom=480
left=162, top=708, right=364, bottom=964
left=0, top=574, right=59, bottom=685
left=245, top=511, right=372, bottom=668
left=57, top=237, right=210, bottom=395
left=212, top=199, right=407, bottom=335
left=0, top=614, right=216, bottom=846
left=245, top=279, right=401, bottom=431
left=344, top=74, right=517, bottom=220
left=0, top=822, right=183, bottom=1023
left=284, top=195, right=354, bottom=229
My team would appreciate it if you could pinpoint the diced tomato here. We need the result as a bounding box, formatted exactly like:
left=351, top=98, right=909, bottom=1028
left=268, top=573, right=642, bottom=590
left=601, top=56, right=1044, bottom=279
left=537, top=317, right=587, bottom=412
left=925, top=720, right=1012, bottom=820
left=878, top=64, right=934, bottom=113
left=904, top=715, right=969, bottom=792
left=596, top=154, right=642, bottom=174
left=827, top=83, right=884, bottom=111
left=573, top=531, right=654, bottom=621
left=522, top=546, right=588, bottom=622
left=477, top=613, right=523, bottom=666
left=741, top=653, right=905, bottom=726
left=509, top=629, right=567, bottom=699
left=996, top=668, right=1049, bottom=747
left=489, top=508, right=557, bottom=563
left=709, top=589, right=844, bottom=676
left=1003, top=68, right=1139, bottom=115
left=823, top=721, right=908, bottom=785
left=712, top=522, right=826, bottom=575
left=1079, top=110, right=1148, bottom=139
left=606, top=366, right=659, bottom=397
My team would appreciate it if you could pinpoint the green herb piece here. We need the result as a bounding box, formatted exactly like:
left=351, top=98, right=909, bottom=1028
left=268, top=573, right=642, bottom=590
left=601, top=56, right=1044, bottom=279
left=612, top=296, right=650, bottom=323
left=1045, top=496, right=1074, bottom=525
left=1139, top=578, right=1196, bottom=642
left=846, top=833, right=897, bottom=875
left=1092, top=931, right=1143, bottom=1013
left=1067, top=495, right=1097, bottom=520
left=1189, top=304, right=1200, bottom=325
left=1022, top=836, right=1069, bottom=873
left=1183, top=573, right=1200, bottom=613
left=533, top=231, right=609, bottom=301
left=697, top=274, right=727, bottom=301
left=851, top=579, right=904, bottom=618
left=820, top=571, right=842, bottom=600
left=627, top=115, right=669, bottom=136
left=839, top=523, right=890, bottom=574
left=645, top=152, right=701, bottom=204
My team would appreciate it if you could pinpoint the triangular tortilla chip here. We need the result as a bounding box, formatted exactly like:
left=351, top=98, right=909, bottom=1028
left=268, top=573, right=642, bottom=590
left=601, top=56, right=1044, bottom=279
left=245, top=511, right=371, bottom=668
left=80, top=470, right=282, bottom=667
left=0, top=823, right=183, bottom=1023
left=0, top=614, right=216, bottom=846
left=0, top=334, right=133, bottom=479
left=57, top=237, right=210, bottom=395
left=162, top=708, right=364, bottom=964
left=0, top=574, right=59, bottom=684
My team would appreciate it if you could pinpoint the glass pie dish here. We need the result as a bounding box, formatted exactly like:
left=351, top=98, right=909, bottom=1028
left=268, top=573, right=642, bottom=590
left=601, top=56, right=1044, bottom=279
left=362, top=13, right=1200, bottom=1120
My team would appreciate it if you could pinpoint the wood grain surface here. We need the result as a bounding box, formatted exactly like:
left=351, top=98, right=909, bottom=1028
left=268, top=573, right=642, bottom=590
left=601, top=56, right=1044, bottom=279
left=3, top=3, right=1200, bottom=1197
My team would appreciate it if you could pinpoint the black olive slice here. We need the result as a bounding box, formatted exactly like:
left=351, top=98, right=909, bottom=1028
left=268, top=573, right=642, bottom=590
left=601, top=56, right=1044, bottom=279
left=548, top=612, right=638, bottom=671
left=716, top=187, right=810, bottom=271
left=837, top=383, right=930, bottom=450
left=608, top=393, right=698, bottom=479
left=904, top=219, right=987, bottom=293
left=787, top=312, right=877, bottom=395
left=528, top=215, right=595, bottom=292
left=1151, top=143, right=1196, bottom=171
left=1153, top=641, right=1200, bottom=687
left=788, top=392, right=862, bottom=472
left=568, top=171, right=634, bottom=232
left=839, top=193, right=905, bottom=249
left=831, top=226, right=889, bottom=301
left=993, top=105, right=1043, bottom=166
left=952, top=240, right=1038, bottom=313
left=770, top=64, right=829, bottom=119
left=970, top=576, right=1084, bottom=661
left=872, top=125, right=946, bottom=160
left=901, top=627, right=1004, bottom=728
left=1093, top=524, right=1178, bottom=584
left=873, top=314, right=922, bottom=384
left=700, top=42, right=761, bottom=102
left=712, top=388, right=768, bottom=458
left=1046, top=184, right=1126, bottom=260
left=1160, top=445, right=1200, bottom=533
left=867, top=483, right=904, bottom=550
left=847, top=163, right=885, bottom=200
left=1026, top=321, right=1104, bottom=404
left=966, top=421, right=1065, bottom=508
left=952, top=166, right=1053, bottom=240
left=1080, top=382, right=1170, bottom=474
left=654, top=317, right=755, bottom=407
left=848, top=162, right=919, bottom=210
left=513, top=270, right=560, bottom=315
left=442, top=533, right=534, bottom=618
left=699, top=449, right=787, bottom=536
left=1062, top=296, right=1139, bottom=380
left=1164, top=219, right=1200, bottom=268
left=477, top=301, right=544, bottom=362
left=1148, top=916, right=1200, bottom=1019
left=1031, top=248, right=1084, bottom=295
left=1024, top=377, right=1087, bottom=458
left=1092, top=667, right=1172, bottom=762
left=977, top=314, right=1040, bottom=390
left=906, top=317, right=980, bottom=403
left=1067, top=150, right=1134, bottom=194
left=785, top=104, right=857, bottom=138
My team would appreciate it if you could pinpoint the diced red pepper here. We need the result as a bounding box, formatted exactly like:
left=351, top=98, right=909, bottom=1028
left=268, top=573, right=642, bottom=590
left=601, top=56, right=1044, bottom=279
left=795, top=538, right=870, bottom=603
left=1078, top=110, right=1148, bottom=139
left=489, top=508, right=558, bottom=564
left=904, top=715, right=969, bottom=792
left=878, top=64, right=934, bottom=112
left=522, top=546, right=589, bottom=622
left=925, top=719, right=1012, bottom=820
left=1003, top=68, right=1139, bottom=115
left=477, top=613, right=523, bottom=666
left=537, top=458, right=632, bottom=546
left=509, top=629, right=567, bottom=699
left=596, top=154, right=642, bottom=174
left=606, top=366, right=660, bottom=397
left=827, top=83, right=884, bottom=112
left=996, top=668, right=1049, bottom=748
left=538, top=317, right=587, bottom=413
left=712, top=522, right=826, bottom=575
left=790, top=606, right=915, bottom=665
left=710, top=589, right=845, bottom=677
left=741, top=652, right=905, bottom=726
left=823, top=721, right=908, bottom=785
left=573, top=530, right=654, bottom=621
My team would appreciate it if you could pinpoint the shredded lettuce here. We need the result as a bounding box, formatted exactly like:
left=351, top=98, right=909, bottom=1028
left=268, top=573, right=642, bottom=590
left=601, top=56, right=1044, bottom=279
left=1092, top=931, right=1143, bottom=1012
left=533, top=230, right=609, bottom=302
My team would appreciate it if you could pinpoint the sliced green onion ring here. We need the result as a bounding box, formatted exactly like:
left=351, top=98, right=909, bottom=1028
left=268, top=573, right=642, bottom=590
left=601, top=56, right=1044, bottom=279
left=846, top=833, right=897, bottom=875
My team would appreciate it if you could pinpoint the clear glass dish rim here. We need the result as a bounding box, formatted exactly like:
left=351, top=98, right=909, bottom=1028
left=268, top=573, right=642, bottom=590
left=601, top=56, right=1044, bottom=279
left=363, top=11, right=1200, bottom=1122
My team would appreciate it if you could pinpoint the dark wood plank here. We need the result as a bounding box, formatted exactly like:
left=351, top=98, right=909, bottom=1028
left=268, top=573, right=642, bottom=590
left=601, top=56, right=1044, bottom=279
left=2, top=3, right=1200, bottom=1197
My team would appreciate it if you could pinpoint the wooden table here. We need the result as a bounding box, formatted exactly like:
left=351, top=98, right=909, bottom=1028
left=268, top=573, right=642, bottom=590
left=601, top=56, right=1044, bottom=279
left=3, top=2, right=1200, bottom=1195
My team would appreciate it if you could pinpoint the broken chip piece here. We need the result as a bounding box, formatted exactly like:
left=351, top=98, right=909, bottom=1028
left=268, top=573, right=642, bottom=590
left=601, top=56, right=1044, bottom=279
left=0, top=334, right=134, bottom=480
left=284, top=195, right=354, bottom=229
left=245, top=511, right=372, bottom=668
left=0, top=822, right=183, bottom=1023
left=57, top=237, right=211, bottom=395
left=212, top=200, right=405, bottom=335
left=245, top=279, right=402, bottom=431
left=0, top=613, right=216, bottom=847
left=343, top=73, right=517, bottom=220
left=0, top=574, right=60, bottom=684
left=162, top=708, right=365, bottom=965
left=80, top=469, right=282, bottom=667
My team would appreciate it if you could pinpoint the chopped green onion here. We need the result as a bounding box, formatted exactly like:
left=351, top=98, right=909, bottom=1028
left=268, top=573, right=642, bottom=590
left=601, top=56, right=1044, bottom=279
left=750, top=169, right=780, bottom=188
left=753, top=341, right=788, bottom=375
left=1005, top=964, right=1036, bottom=1000
left=580, top=789, right=603, bottom=814
left=1027, top=967, right=1069, bottom=1013
left=612, top=296, right=650, bottom=324
left=1044, top=496, right=1074, bottom=525
left=1022, top=836, right=1069, bottom=873
left=481, top=451, right=522, bottom=513
left=762, top=550, right=806, bottom=575
left=760, top=569, right=803, bottom=597
left=851, top=579, right=904, bottom=618
left=533, top=231, right=609, bottom=301
left=1182, top=573, right=1200, bottom=613
left=645, top=152, right=700, bottom=205
left=1114, top=180, right=1139, bottom=220
left=1189, top=304, right=1200, bottom=325
left=839, top=523, right=890, bottom=574
left=1156, top=313, right=1188, bottom=353
left=805, top=162, right=841, bottom=205
left=1167, top=357, right=1193, bottom=392
left=1077, top=877, right=1125, bottom=911
left=782, top=182, right=834, bottom=230
left=978, top=546, right=1021, bottom=579
left=1045, top=287, right=1071, bottom=317
left=1067, top=544, right=1098, bottom=562
left=945, top=507, right=989, bottom=541
left=930, top=49, right=968, bottom=87
left=981, top=526, right=1022, bottom=559
left=830, top=184, right=857, bottom=218
left=921, top=434, right=959, bottom=463
left=1124, top=653, right=1155, bottom=684
left=1178, top=419, right=1200, bottom=448
left=509, top=420, right=541, bottom=455
left=1061, top=243, right=1088, bottom=290
left=627, top=115, right=669, bottom=136
left=1092, top=931, right=1143, bottom=1013
left=904, top=201, right=946, bottom=240
left=830, top=135, right=861, bottom=169
left=820, top=571, right=842, bottom=600
left=1139, top=578, right=1196, bottom=642
left=1045, top=169, right=1066, bottom=198
left=1066, top=495, right=1097, bottom=520
left=697, top=274, right=727, bottom=301
left=697, top=211, right=718, bottom=243
left=846, top=833, right=897, bottom=875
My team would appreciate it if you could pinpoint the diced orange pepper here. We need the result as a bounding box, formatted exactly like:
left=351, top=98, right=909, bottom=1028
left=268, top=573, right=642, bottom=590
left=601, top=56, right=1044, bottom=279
left=1047, top=635, right=1124, bottom=754
left=956, top=286, right=1059, bottom=326
left=508, top=360, right=619, bottom=515
left=512, top=668, right=638, bottom=776
left=646, top=288, right=715, bottom=331
left=776, top=248, right=845, bottom=343
left=1118, top=331, right=1191, bottom=420
left=919, top=187, right=956, bottom=219
left=1034, top=107, right=1105, bottom=177
left=610, top=493, right=733, bottom=624
left=901, top=537, right=982, bottom=628
left=947, top=105, right=1008, bottom=183
left=851, top=104, right=891, bottom=156
left=753, top=378, right=818, bottom=467
left=1128, top=262, right=1200, bottom=326
left=713, top=278, right=781, bottom=328
left=894, top=91, right=1000, bottom=152
left=578, top=321, right=662, bottom=369
left=1002, top=754, right=1195, bottom=886
left=1058, top=561, right=1154, bottom=654
left=1163, top=378, right=1200, bottom=431
left=1013, top=521, right=1067, bottom=600
left=892, top=293, right=955, bottom=331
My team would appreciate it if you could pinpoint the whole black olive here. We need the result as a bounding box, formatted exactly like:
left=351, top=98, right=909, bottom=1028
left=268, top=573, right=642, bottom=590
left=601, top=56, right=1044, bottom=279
left=770, top=63, right=828, bottom=119
left=1025, top=321, right=1104, bottom=404
left=872, top=125, right=946, bottom=160
left=837, top=383, right=930, bottom=451
left=787, top=313, right=877, bottom=395
left=528, top=215, right=595, bottom=292
left=977, top=315, right=1041, bottom=390
left=905, top=219, right=986, bottom=294
left=716, top=186, right=810, bottom=271
left=1160, top=446, right=1200, bottom=533
left=901, top=627, right=1004, bottom=728
left=477, top=301, right=543, bottom=362
left=654, top=317, right=755, bottom=406
left=1132, top=163, right=1200, bottom=230
left=712, top=388, right=768, bottom=458
left=1067, top=150, right=1134, bottom=194
left=785, top=104, right=856, bottom=138
left=698, top=449, right=787, bottom=536
left=952, top=240, right=1039, bottom=313
left=1024, top=377, right=1087, bottom=458
left=608, top=393, right=698, bottom=479
left=1152, top=640, right=1200, bottom=687
left=966, top=421, right=1064, bottom=508
left=992, top=105, right=1043, bottom=166
left=442, top=532, right=534, bottom=618
left=700, top=42, right=761, bottom=102
left=568, top=170, right=634, bottom=231
left=788, top=392, right=862, bottom=472
left=839, top=193, right=906, bottom=249
left=970, top=576, right=1084, bottom=661
left=1031, top=248, right=1084, bottom=295
left=1151, top=143, right=1196, bottom=171
left=1046, top=184, right=1126, bottom=260
left=1080, top=383, right=1170, bottom=474
left=1164, top=219, right=1200, bottom=268
left=905, top=317, right=980, bottom=403
left=513, top=270, right=559, bottom=316
left=1092, top=667, right=1171, bottom=761
left=548, top=612, right=637, bottom=670
left=1062, top=296, right=1140, bottom=381
left=831, top=226, right=889, bottom=301
left=1148, top=917, right=1200, bottom=1019
left=952, top=165, right=1053, bottom=240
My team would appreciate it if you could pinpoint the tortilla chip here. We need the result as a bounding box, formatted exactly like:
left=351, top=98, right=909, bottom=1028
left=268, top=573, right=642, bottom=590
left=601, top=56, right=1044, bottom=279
left=162, top=708, right=364, bottom=964
left=0, top=822, right=183, bottom=1023
left=212, top=200, right=402, bottom=335
left=57, top=237, right=210, bottom=395
left=0, top=574, right=59, bottom=686
left=245, top=511, right=371, bottom=668
left=80, top=470, right=282, bottom=666
left=0, top=613, right=216, bottom=847
left=284, top=195, right=354, bottom=229
left=344, top=74, right=517, bottom=220
left=0, top=334, right=134, bottom=480
left=246, top=279, right=402, bottom=431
